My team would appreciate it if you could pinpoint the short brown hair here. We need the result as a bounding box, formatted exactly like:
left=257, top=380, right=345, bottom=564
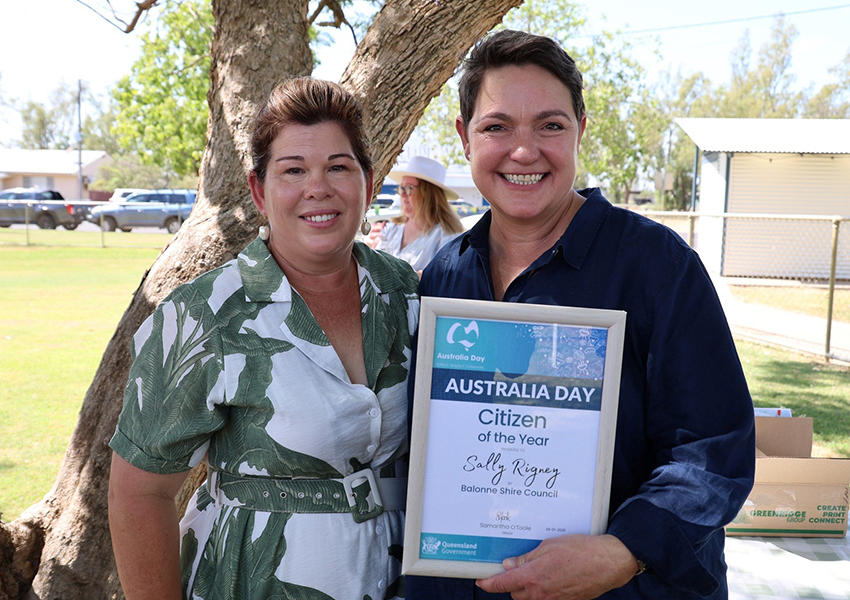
left=458, top=30, right=585, bottom=130
left=250, top=77, right=372, bottom=182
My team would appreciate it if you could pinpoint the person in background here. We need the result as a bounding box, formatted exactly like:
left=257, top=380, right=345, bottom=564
left=108, top=77, right=419, bottom=600
left=368, top=155, right=463, bottom=272
left=407, top=29, right=755, bottom=600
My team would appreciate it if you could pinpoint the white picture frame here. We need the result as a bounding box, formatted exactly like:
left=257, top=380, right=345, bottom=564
left=403, top=297, right=626, bottom=579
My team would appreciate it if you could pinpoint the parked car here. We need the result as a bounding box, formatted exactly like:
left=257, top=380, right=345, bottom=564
left=108, top=187, right=151, bottom=203
left=0, top=188, right=86, bottom=229
left=87, top=189, right=197, bottom=233
left=371, top=193, right=397, bottom=209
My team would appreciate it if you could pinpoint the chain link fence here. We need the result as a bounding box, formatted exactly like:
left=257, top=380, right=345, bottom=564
left=3, top=200, right=848, bottom=363
left=0, top=199, right=183, bottom=248
left=637, top=210, right=850, bottom=364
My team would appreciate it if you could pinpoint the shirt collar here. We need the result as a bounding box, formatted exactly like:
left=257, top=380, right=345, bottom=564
left=551, top=188, right=610, bottom=271
left=351, top=240, right=407, bottom=294
left=458, top=188, right=611, bottom=272
left=238, top=237, right=290, bottom=303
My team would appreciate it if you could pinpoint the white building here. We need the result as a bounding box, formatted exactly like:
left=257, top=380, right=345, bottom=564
left=677, top=118, right=850, bottom=279
left=0, top=148, right=110, bottom=200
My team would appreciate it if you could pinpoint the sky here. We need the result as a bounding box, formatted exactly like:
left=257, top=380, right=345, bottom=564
left=1, top=0, right=848, bottom=146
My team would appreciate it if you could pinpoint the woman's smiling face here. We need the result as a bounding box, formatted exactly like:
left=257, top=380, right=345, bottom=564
left=249, top=120, right=372, bottom=271
left=457, top=64, right=586, bottom=227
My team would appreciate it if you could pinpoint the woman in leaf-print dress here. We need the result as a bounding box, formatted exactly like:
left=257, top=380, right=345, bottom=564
left=108, top=78, right=420, bottom=600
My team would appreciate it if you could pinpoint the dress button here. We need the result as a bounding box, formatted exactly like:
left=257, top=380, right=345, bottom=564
left=375, top=525, right=384, bottom=534
left=369, top=408, right=379, bottom=418
left=378, top=579, right=386, bottom=590
left=367, top=444, right=377, bottom=453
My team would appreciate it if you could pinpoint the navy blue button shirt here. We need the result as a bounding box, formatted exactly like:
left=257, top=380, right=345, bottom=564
left=407, top=188, right=755, bottom=600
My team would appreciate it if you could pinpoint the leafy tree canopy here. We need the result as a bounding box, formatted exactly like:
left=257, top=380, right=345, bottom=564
left=17, top=82, right=84, bottom=150
left=92, top=153, right=198, bottom=190
left=108, top=0, right=368, bottom=182
left=112, top=0, right=212, bottom=179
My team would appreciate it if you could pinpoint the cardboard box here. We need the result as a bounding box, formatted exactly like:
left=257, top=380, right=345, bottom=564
left=726, top=417, right=850, bottom=538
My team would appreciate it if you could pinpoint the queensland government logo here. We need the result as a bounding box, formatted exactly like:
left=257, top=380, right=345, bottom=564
left=446, top=321, right=479, bottom=350
left=421, top=536, right=441, bottom=555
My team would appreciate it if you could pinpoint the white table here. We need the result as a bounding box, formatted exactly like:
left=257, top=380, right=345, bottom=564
left=726, top=534, right=850, bottom=599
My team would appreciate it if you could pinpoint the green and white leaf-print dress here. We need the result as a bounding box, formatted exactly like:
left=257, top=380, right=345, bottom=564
left=110, top=238, right=420, bottom=600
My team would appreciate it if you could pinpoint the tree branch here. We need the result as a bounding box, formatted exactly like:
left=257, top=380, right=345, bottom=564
left=123, top=0, right=161, bottom=33
left=308, top=0, right=359, bottom=45
left=74, top=0, right=160, bottom=34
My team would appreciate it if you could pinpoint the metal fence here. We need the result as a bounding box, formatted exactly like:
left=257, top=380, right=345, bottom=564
left=638, top=210, right=850, bottom=364
left=3, top=200, right=847, bottom=363
left=0, top=199, right=186, bottom=248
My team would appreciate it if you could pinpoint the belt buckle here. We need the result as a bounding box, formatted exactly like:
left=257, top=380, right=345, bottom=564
left=342, top=468, right=384, bottom=523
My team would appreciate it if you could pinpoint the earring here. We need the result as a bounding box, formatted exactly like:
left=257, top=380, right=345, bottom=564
left=360, top=217, right=372, bottom=236
left=258, top=225, right=270, bottom=241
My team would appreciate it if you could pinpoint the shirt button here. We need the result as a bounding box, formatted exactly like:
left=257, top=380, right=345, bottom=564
left=367, top=444, right=377, bottom=453
left=369, top=408, right=379, bottom=418
left=378, top=580, right=386, bottom=590
left=376, top=525, right=384, bottom=534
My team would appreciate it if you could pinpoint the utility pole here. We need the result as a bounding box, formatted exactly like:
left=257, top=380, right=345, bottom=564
left=77, top=79, right=83, bottom=200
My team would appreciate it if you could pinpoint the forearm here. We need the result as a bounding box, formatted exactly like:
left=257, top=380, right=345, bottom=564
left=606, top=250, right=755, bottom=595
left=108, top=454, right=188, bottom=600
left=109, top=489, right=183, bottom=600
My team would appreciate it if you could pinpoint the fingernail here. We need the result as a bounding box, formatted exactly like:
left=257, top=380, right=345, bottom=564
left=503, top=557, right=516, bottom=569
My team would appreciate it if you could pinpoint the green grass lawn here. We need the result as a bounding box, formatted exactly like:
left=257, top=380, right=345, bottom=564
left=729, top=284, right=850, bottom=324
left=1, top=241, right=848, bottom=521
left=0, top=226, right=173, bottom=249
left=737, top=339, right=850, bottom=456
left=0, top=244, right=161, bottom=521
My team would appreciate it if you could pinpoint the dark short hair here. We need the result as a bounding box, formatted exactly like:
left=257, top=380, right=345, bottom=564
left=250, top=77, right=372, bottom=182
left=458, top=30, right=585, bottom=129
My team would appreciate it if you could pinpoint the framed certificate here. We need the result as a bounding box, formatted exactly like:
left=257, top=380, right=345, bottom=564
left=403, top=297, right=626, bottom=579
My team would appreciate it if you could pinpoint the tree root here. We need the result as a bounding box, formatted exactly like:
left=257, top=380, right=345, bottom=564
left=0, top=519, right=44, bottom=600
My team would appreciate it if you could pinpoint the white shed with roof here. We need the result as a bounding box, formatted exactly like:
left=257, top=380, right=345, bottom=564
left=676, top=118, right=850, bottom=279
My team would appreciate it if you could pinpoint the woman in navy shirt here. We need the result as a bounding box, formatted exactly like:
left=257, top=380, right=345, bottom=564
left=407, top=30, right=755, bottom=600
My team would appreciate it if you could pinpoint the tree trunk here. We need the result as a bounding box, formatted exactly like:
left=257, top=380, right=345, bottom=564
left=3, top=2, right=312, bottom=597
left=0, top=0, right=521, bottom=597
left=342, top=0, right=524, bottom=182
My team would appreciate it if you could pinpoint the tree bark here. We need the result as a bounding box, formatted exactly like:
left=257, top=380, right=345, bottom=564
left=4, top=2, right=312, bottom=597
left=0, top=0, right=521, bottom=597
left=341, top=0, right=523, bottom=183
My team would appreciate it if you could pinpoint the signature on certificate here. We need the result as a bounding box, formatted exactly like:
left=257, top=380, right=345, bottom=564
left=464, top=453, right=560, bottom=488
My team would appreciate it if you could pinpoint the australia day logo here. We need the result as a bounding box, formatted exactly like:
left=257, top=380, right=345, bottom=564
left=421, top=536, right=441, bottom=555
left=446, top=321, right=479, bottom=351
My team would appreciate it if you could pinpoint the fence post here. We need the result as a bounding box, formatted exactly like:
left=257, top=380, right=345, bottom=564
left=825, top=217, right=840, bottom=358
left=24, top=202, right=31, bottom=246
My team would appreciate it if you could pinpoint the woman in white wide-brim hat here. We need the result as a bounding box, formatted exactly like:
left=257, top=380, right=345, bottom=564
left=369, top=155, right=463, bottom=273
